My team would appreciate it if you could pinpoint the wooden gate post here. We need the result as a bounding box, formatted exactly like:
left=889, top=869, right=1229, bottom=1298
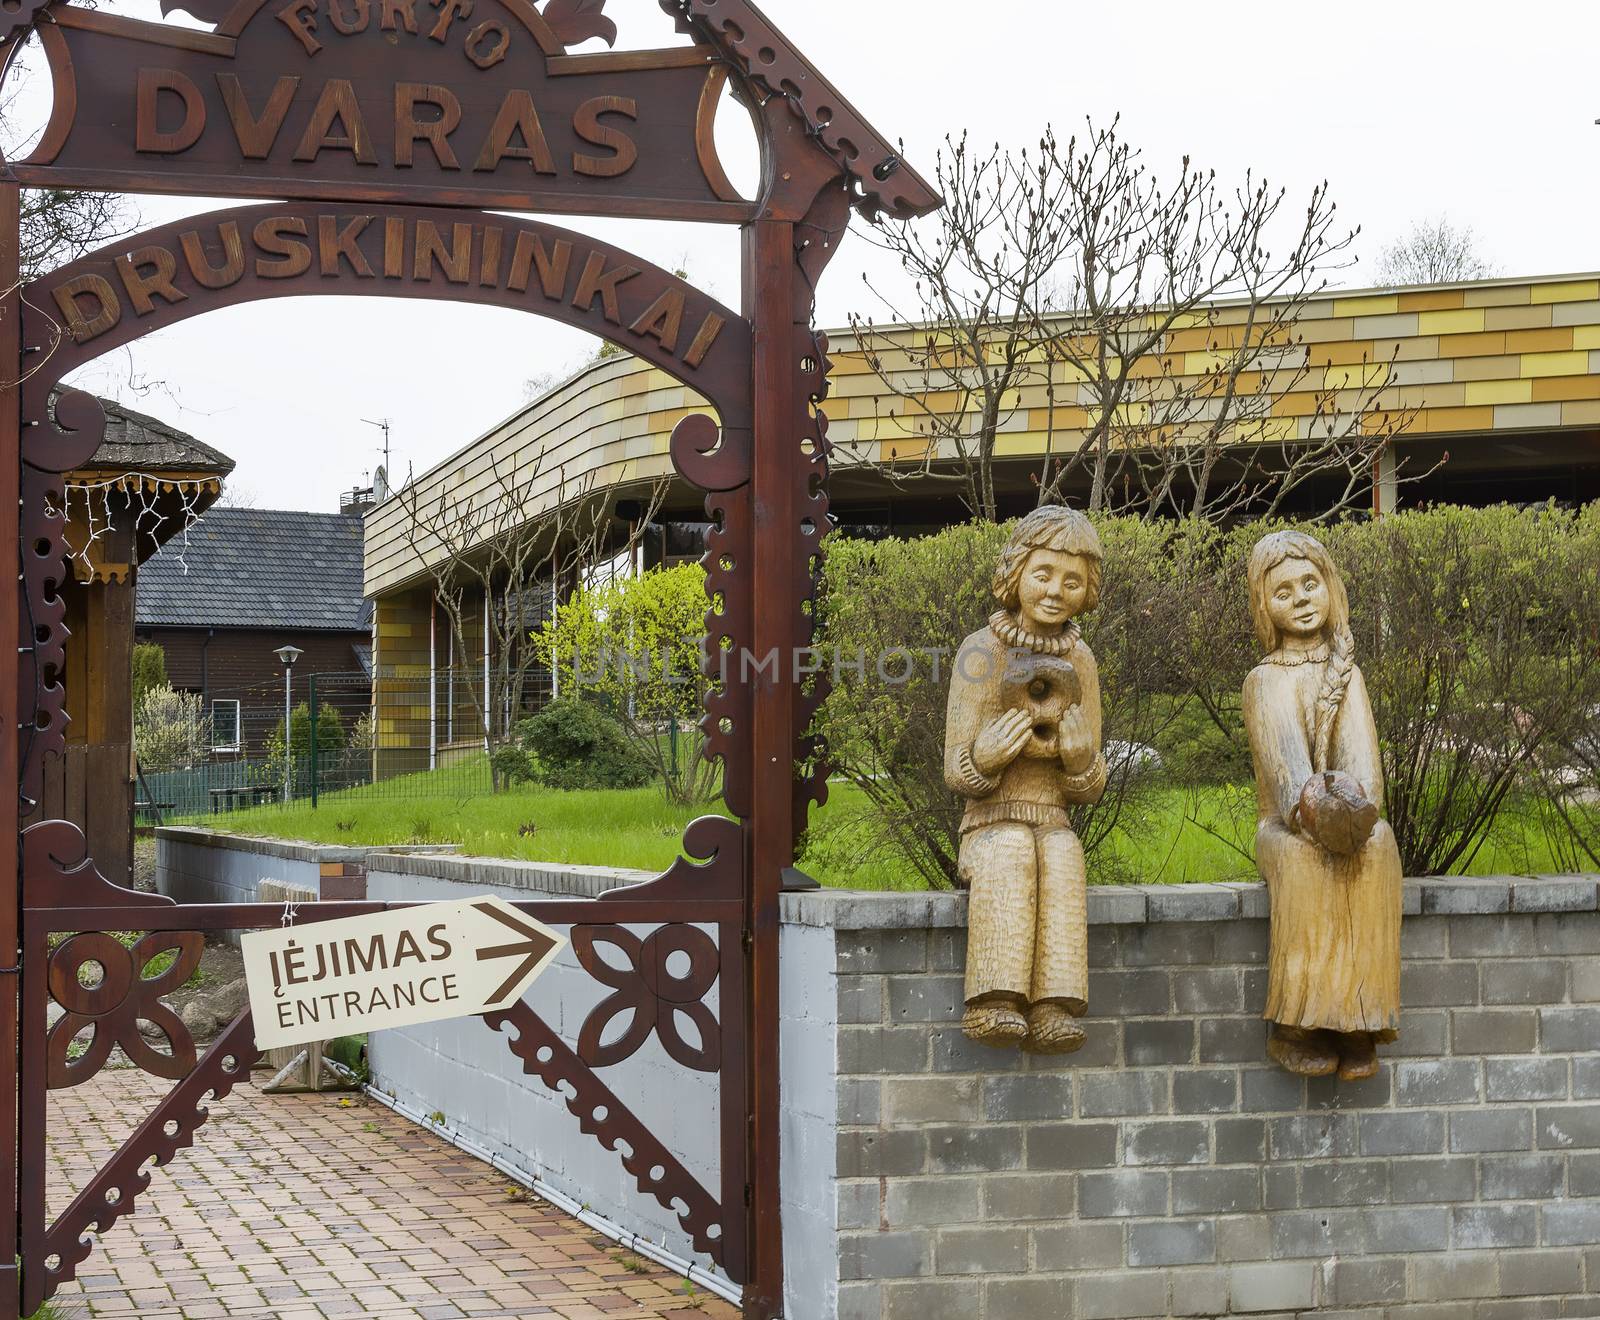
left=744, top=215, right=799, bottom=1320
left=1, top=179, right=23, bottom=1320
left=0, top=10, right=939, bottom=1315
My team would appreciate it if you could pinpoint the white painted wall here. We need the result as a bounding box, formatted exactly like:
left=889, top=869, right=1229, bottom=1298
left=780, top=921, right=840, bottom=1320
left=156, top=833, right=327, bottom=946
left=365, top=861, right=729, bottom=1283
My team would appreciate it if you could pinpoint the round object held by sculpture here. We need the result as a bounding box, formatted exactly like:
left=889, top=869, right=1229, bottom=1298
left=1297, top=770, right=1380, bottom=857
left=1000, top=653, right=1081, bottom=758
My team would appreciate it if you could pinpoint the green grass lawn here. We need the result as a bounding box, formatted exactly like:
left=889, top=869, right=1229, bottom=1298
left=179, top=759, right=1581, bottom=890
left=179, top=763, right=708, bottom=874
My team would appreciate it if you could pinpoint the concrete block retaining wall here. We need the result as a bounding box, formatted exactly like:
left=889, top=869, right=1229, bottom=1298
left=154, top=827, right=459, bottom=942
left=151, top=830, right=1600, bottom=1318
left=788, top=879, right=1600, bottom=1320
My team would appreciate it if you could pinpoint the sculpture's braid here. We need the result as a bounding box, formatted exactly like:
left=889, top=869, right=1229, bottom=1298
left=1312, top=622, right=1356, bottom=773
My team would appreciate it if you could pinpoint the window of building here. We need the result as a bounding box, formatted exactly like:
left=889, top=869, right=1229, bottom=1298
left=211, top=699, right=241, bottom=751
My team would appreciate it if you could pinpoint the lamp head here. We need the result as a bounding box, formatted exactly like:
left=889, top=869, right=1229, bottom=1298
left=274, top=645, right=305, bottom=667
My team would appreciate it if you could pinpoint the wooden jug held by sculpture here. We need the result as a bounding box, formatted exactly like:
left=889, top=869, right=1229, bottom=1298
left=1242, top=531, right=1404, bottom=1083
left=1298, top=771, right=1381, bottom=858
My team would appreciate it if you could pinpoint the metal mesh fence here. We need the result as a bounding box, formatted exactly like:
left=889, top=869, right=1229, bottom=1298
left=138, top=666, right=541, bottom=822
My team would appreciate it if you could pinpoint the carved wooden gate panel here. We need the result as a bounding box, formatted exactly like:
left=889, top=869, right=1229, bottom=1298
left=0, top=3, right=938, bottom=1317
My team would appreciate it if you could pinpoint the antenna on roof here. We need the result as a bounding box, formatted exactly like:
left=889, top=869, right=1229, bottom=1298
left=361, top=417, right=392, bottom=473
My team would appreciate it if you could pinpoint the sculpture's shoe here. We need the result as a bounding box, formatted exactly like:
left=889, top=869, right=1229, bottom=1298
left=1266, top=1025, right=1339, bottom=1077
left=962, top=1002, right=1027, bottom=1047
left=1336, top=1033, right=1380, bottom=1082
left=1021, top=1002, right=1088, bottom=1055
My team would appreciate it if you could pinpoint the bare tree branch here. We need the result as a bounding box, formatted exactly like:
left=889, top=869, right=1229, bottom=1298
left=1374, top=217, right=1496, bottom=287
left=391, top=451, right=666, bottom=788
left=843, top=119, right=1427, bottom=524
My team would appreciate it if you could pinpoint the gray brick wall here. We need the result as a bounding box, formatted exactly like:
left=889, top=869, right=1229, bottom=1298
left=783, top=878, right=1600, bottom=1319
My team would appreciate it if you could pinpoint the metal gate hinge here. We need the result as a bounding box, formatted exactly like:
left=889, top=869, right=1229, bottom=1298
left=741, top=929, right=753, bottom=954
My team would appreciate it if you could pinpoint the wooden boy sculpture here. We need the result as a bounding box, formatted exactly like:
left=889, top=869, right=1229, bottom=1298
left=944, top=507, right=1107, bottom=1053
left=1243, top=531, right=1402, bottom=1081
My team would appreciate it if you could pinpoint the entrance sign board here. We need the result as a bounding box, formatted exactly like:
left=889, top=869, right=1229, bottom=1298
left=242, top=896, right=565, bottom=1049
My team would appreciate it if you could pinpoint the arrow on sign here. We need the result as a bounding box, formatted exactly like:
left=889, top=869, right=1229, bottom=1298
left=475, top=901, right=564, bottom=1005
left=241, top=896, right=568, bottom=1051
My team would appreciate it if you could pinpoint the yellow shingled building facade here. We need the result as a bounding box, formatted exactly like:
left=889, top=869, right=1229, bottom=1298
left=363, top=274, right=1600, bottom=771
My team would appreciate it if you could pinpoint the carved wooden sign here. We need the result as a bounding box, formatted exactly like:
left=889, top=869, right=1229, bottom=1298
left=20, top=201, right=752, bottom=474
left=0, top=4, right=944, bottom=1313
left=10, top=0, right=748, bottom=219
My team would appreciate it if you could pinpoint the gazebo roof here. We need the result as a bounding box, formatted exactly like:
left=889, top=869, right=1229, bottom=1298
left=75, top=400, right=235, bottom=479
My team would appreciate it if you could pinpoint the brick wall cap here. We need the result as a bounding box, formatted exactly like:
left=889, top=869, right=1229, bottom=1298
left=155, top=826, right=462, bottom=867
left=368, top=850, right=649, bottom=896
left=780, top=874, right=1600, bottom=929
left=163, top=830, right=1599, bottom=919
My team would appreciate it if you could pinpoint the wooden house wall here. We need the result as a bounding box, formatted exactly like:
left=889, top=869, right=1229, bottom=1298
left=137, top=626, right=372, bottom=753
left=24, top=568, right=136, bottom=885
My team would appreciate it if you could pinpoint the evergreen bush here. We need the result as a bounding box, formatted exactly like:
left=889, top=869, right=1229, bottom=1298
left=521, top=699, right=652, bottom=792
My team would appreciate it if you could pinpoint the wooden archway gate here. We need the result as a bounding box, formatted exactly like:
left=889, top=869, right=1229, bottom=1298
left=0, top=3, right=939, bottom=1316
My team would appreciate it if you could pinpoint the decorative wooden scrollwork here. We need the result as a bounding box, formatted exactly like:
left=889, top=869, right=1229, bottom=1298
left=699, top=490, right=753, bottom=815
left=667, top=406, right=754, bottom=819
left=22, top=818, right=175, bottom=911
left=46, top=931, right=204, bottom=1089
left=794, top=323, right=836, bottom=836
left=18, top=387, right=115, bottom=808
left=19, top=467, right=75, bottom=812
left=29, top=1013, right=261, bottom=1314
left=600, top=815, right=743, bottom=904
left=544, top=0, right=615, bottom=47
left=573, top=924, right=720, bottom=1072
left=670, top=413, right=751, bottom=493
left=659, top=0, right=942, bottom=221
left=485, top=1000, right=728, bottom=1267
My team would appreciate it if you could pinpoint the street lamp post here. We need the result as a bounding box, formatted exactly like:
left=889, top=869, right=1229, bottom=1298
left=274, top=645, right=304, bottom=803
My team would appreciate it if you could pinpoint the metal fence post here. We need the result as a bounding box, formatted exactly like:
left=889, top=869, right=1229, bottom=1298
left=309, top=675, right=319, bottom=809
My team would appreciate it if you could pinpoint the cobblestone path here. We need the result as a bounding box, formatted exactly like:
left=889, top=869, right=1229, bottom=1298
left=39, top=1071, right=737, bottom=1319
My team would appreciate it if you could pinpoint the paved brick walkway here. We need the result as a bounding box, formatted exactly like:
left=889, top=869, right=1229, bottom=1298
left=42, top=1070, right=739, bottom=1319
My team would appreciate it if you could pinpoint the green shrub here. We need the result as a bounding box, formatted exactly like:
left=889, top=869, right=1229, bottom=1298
left=325, top=1034, right=369, bottom=1083
left=532, top=564, right=717, bottom=803
left=265, top=701, right=348, bottom=760
left=814, top=503, right=1600, bottom=888
left=134, top=685, right=209, bottom=772
left=815, top=523, right=1006, bottom=885
left=1326, top=504, right=1600, bottom=875
left=1151, top=694, right=1252, bottom=787
left=490, top=742, right=535, bottom=787
left=131, top=642, right=168, bottom=710
left=521, top=700, right=652, bottom=792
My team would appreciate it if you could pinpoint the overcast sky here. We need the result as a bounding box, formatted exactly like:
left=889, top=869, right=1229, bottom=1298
left=28, top=0, right=1600, bottom=511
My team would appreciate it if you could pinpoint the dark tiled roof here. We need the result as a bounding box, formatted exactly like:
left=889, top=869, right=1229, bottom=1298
left=135, top=507, right=371, bottom=632
left=84, top=399, right=235, bottom=475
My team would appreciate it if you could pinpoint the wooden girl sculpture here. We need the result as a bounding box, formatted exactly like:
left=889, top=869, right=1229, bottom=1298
left=1243, top=531, right=1402, bottom=1081
left=944, top=507, right=1107, bottom=1053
